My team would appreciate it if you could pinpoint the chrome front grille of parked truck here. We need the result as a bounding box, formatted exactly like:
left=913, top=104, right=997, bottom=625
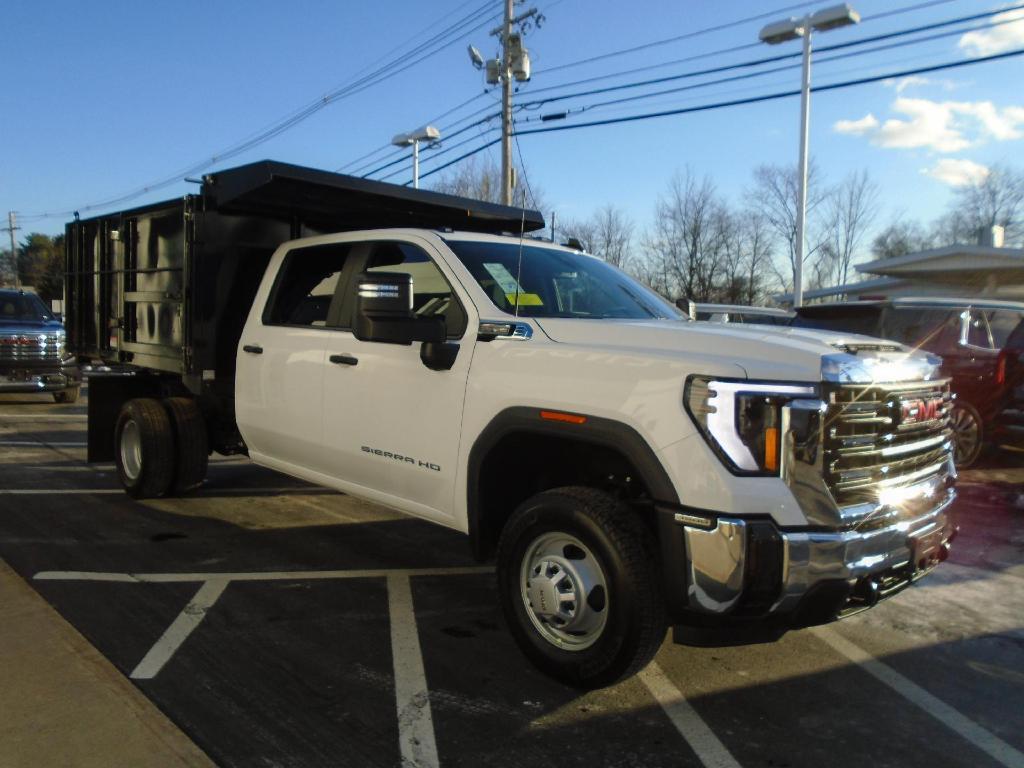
left=0, top=333, right=64, bottom=362
left=824, top=381, right=954, bottom=513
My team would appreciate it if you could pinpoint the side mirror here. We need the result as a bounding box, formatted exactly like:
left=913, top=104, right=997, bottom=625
left=353, top=271, right=445, bottom=344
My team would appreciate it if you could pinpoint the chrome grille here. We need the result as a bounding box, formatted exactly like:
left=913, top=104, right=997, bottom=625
left=0, top=333, right=64, bottom=362
left=824, top=381, right=953, bottom=509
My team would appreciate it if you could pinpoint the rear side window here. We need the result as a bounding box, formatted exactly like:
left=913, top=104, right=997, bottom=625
left=265, top=243, right=353, bottom=327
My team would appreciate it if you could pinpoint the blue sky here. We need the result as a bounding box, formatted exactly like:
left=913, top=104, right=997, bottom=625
left=2, top=0, right=1023, bottom=247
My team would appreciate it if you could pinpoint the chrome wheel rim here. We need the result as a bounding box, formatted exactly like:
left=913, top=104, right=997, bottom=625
left=520, top=532, right=609, bottom=651
left=951, top=405, right=980, bottom=465
left=120, top=419, right=142, bottom=481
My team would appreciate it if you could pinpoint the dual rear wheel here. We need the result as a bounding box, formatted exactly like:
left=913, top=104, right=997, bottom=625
left=115, top=397, right=208, bottom=498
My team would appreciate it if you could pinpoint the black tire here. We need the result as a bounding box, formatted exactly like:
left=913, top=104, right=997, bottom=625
left=114, top=398, right=175, bottom=499
left=950, top=401, right=984, bottom=468
left=163, top=397, right=209, bottom=495
left=497, top=486, right=667, bottom=689
left=53, top=387, right=79, bottom=404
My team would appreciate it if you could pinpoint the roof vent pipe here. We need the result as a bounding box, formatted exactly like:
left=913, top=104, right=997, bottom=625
left=978, top=225, right=1005, bottom=248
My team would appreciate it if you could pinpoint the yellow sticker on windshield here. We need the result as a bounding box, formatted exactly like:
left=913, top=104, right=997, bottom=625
left=506, top=292, right=544, bottom=306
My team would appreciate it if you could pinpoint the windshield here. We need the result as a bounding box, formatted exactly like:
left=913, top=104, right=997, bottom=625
left=444, top=239, right=683, bottom=320
left=0, top=292, right=54, bottom=322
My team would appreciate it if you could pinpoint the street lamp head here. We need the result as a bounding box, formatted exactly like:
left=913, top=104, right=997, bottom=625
left=809, top=3, right=860, bottom=31
left=759, top=18, right=804, bottom=45
left=391, top=125, right=441, bottom=147
left=468, top=44, right=485, bottom=70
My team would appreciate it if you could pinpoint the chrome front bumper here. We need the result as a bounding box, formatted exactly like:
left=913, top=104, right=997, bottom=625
left=0, top=372, right=71, bottom=392
left=679, top=479, right=956, bottom=622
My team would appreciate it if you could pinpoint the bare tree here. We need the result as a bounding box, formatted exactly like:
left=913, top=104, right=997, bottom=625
left=747, top=161, right=827, bottom=292
left=819, top=170, right=879, bottom=286
left=642, top=169, right=728, bottom=302
left=871, top=217, right=934, bottom=259
left=430, top=155, right=546, bottom=212
left=563, top=205, right=635, bottom=269
left=933, top=164, right=1024, bottom=246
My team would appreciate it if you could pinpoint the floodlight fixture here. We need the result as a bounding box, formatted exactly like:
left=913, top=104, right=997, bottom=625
left=468, top=44, right=485, bottom=70
left=390, top=125, right=441, bottom=189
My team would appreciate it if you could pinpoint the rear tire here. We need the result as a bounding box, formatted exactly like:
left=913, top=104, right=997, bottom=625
left=53, top=387, right=79, bottom=404
left=497, top=486, right=667, bottom=689
left=115, top=398, right=175, bottom=499
left=163, top=397, right=208, bottom=495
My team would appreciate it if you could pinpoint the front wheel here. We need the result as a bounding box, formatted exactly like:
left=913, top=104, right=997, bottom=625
left=950, top=401, right=984, bottom=468
left=497, top=486, right=667, bottom=688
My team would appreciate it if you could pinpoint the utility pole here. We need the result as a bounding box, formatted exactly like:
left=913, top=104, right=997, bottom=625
left=500, top=0, right=514, bottom=206
left=2, top=212, right=20, bottom=288
left=477, top=3, right=541, bottom=206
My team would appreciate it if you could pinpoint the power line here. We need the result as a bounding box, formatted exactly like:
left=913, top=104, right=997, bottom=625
left=516, top=3, right=1024, bottom=112
left=515, top=47, right=1024, bottom=137
left=530, top=0, right=959, bottom=77
left=519, top=0, right=976, bottom=101
left=519, top=13, right=1024, bottom=119
left=22, top=0, right=501, bottom=219
left=412, top=44, right=1024, bottom=182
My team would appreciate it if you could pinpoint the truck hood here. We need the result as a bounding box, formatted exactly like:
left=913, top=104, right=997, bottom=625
left=0, top=319, right=64, bottom=334
left=533, top=318, right=939, bottom=383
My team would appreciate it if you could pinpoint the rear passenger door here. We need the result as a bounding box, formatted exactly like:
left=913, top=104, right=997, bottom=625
left=235, top=241, right=357, bottom=471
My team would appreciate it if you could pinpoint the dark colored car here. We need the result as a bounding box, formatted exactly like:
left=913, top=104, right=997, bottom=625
left=997, top=317, right=1024, bottom=443
left=0, top=288, right=80, bottom=402
left=792, top=297, right=1024, bottom=467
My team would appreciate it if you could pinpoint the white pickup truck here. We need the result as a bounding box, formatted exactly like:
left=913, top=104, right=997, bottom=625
left=67, top=161, right=957, bottom=687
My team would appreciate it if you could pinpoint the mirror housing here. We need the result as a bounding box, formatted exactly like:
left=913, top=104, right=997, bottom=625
left=353, top=271, right=445, bottom=344
left=675, top=296, right=697, bottom=320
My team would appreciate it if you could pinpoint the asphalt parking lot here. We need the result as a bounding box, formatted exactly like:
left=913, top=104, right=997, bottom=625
left=1, top=388, right=1023, bottom=768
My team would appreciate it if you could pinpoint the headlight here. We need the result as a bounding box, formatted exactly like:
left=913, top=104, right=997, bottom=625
left=684, top=376, right=818, bottom=475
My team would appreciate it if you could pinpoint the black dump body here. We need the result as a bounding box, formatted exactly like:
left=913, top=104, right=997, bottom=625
left=64, top=159, right=544, bottom=456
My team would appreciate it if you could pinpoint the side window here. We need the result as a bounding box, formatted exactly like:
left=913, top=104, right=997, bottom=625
left=985, top=310, right=1022, bottom=349
left=362, top=242, right=467, bottom=338
left=965, top=309, right=993, bottom=349
left=265, top=243, right=353, bottom=327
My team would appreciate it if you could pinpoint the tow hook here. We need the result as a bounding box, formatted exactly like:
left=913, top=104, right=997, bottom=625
left=850, top=578, right=880, bottom=608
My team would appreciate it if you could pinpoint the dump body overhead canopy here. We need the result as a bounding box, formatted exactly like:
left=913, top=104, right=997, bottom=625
left=202, top=160, right=546, bottom=234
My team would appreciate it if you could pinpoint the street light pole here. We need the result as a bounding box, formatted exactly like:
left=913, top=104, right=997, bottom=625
left=391, top=125, right=440, bottom=189
left=759, top=3, right=860, bottom=308
left=794, top=28, right=812, bottom=309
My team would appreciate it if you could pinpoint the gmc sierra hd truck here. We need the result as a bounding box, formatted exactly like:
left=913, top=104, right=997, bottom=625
left=66, top=161, right=957, bottom=687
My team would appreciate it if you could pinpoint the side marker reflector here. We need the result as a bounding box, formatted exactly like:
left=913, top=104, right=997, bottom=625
left=540, top=410, right=587, bottom=425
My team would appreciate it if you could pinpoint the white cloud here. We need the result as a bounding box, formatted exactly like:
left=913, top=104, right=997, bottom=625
left=833, top=114, right=879, bottom=135
left=894, top=76, right=930, bottom=93
left=959, top=8, right=1024, bottom=57
left=923, top=158, right=990, bottom=187
left=832, top=97, right=1024, bottom=152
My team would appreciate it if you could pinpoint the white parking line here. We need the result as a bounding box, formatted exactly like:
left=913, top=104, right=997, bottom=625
left=813, top=627, right=1024, bottom=768
left=0, top=441, right=86, bottom=447
left=639, top=662, right=743, bottom=768
left=35, top=567, right=494, bottom=583
left=131, top=579, right=229, bottom=680
left=388, top=574, right=440, bottom=768
left=0, top=486, right=329, bottom=495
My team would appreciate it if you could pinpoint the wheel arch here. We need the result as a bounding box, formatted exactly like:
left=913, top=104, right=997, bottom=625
left=466, top=407, right=680, bottom=562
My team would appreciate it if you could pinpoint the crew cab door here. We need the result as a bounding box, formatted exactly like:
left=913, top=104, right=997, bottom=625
left=320, top=236, right=475, bottom=523
left=235, top=240, right=358, bottom=471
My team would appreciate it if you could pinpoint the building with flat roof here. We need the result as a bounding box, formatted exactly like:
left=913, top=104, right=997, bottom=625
left=777, top=227, right=1024, bottom=305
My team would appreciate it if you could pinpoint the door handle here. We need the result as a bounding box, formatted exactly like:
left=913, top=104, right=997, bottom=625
left=242, top=344, right=263, bottom=354
left=329, top=354, right=358, bottom=366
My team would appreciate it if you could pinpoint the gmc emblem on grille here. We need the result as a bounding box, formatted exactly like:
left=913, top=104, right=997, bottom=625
left=899, top=397, right=943, bottom=425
